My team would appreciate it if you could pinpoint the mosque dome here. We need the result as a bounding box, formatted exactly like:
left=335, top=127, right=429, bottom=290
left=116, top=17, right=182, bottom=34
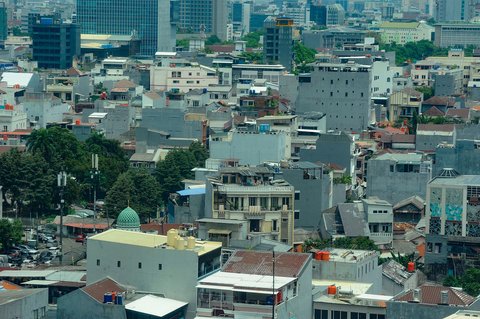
left=117, top=207, right=140, bottom=231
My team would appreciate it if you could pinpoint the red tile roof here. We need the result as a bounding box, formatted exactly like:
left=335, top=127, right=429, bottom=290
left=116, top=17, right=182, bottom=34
left=395, top=284, right=475, bottom=306
left=423, top=106, right=445, bottom=117
left=82, top=278, right=126, bottom=303
left=417, top=124, right=455, bottom=132
left=222, top=250, right=310, bottom=278
left=423, top=96, right=456, bottom=106
left=446, top=108, right=470, bottom=120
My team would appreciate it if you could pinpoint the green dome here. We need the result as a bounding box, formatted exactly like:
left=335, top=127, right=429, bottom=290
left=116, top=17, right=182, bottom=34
left=117, top=207, right=140, bottom=230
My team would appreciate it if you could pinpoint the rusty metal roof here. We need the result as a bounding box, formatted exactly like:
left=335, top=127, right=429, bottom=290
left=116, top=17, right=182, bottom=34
left=394, top=284, right=475, bottom=306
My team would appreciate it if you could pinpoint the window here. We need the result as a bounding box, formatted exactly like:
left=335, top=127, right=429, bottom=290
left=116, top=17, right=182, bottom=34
left=370, top=315, right=385, bottom=319
left=158, top=264, right=162, bottom=270
left=331, top=310, right=347, bottom=319
left=351, top=313, right=367, bottom=319
left=117, top=261, right=121, bottom=267
left=138, top=262, right=142, bottom=269
left=96, top=259, right=100, bottom=266
left=33, top=309, right=39, bottom=319
left=295, top=191, right=300, bottom=200
left=272, top=220, right=278, bottom=231
left=294, top=210, right=300, bottom=219
left=315, top=309, right=328, bottom=319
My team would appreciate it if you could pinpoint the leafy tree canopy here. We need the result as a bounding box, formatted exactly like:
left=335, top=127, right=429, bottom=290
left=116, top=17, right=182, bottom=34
left=304, top=237, right=379, bottom=251
left=242, top=30, right=263, bottom=48
left=0, top=219, right=23, bottom=252
left=443, top=268, right=480, bottom=297
left=379, top=40, right=448, bottom=66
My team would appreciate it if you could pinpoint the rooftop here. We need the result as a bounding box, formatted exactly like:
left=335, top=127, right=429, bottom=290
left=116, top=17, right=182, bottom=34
left=373, top=153, right=424, bottom=163
left=363, top=197, right=392, bottom=206
left=315, top=248, right=378, bottom=263
left=222, top=250, right=310, bottom=278
left=89, top=229, right=222, bottom=256
left=82, top=277, right=126, bottom=303
left=430, top=174, right=480, bottom=186
left=382, top=260, right=415, bottom=285
left=198, top=271, right=295, bottom=292
left=125, top=294, right=188, bottom=317
left=0, top=288, right=47, bottom=306
left=378, top=22, right=423, bottom=29
left=394, top=284, right=475, bottom=306
left=443, top=311, right=480, bottom=319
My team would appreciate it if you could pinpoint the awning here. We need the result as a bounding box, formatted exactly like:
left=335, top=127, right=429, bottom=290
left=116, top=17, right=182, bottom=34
left=208, top=229, right=232, bottom=235
left=177, top=187, right=206, bottom=196
left=22, top=280, right=59, bottom=286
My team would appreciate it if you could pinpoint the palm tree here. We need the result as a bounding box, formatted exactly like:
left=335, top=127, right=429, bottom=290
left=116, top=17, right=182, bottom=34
left=26, top=128, right=55, bottom=162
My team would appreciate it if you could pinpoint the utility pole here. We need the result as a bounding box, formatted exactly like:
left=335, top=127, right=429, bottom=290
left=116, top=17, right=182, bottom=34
left=91, top=154, right=99, bottom=233
left=272, top=250, right=275, bottom=319
left=0, top=186, right=3, bottom=219
left=57, top=171, right=67, bottom=265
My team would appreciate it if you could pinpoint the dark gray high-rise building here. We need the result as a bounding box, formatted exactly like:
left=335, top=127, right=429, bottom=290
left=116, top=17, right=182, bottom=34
left=296, top=62, right=372, bottom=133
left=263, top=16, right=294, bottom=72
left=0, top=2, right=6, bottom=45
left=179, top=0, right=228, bottom=40
left=31, top=16, right=80, bottom=69
left=434, top=0, right=475, bottom=22
left=76, top=0, right=176, bottom=56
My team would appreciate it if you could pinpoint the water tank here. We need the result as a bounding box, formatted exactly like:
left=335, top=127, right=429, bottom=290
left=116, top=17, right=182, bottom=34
left=103, top=293, right=112, bottom=303
left=407, top=262, right=415, bottom=272
left=115, top=294, right=123, bottom=305
left=327, top=285, right=337, bottom=295
left=314, top=251, right=323, bottom=260
left=187, top=236, right=196, bottom=249
left=75, top=119, right=81, bottom=125
left=321, top=251, right=330, bottom=261
left=176, top=237, right=185, bottom=250
left=167, top=229, right=178, bottom=246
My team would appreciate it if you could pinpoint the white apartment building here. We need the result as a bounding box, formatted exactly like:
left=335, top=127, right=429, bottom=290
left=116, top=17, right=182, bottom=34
left=377, top=21, right=433, bottom=45
left=0, top=107, right=27, bottom=132
left=150, top=58, right=218, bottom=93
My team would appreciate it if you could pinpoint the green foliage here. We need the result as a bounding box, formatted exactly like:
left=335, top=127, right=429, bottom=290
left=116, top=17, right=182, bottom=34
left=294, top=42, right=317, bottom=74
left=415, top=86, right=434, bottom=100
left=443, top=268, right=480, bottom=297
left=176, top=39, right=189, bottom=49
left=105, top=169, right=162, bottom=221
left=155, top=143, right=208, bottom=201
left=0, top=219, right=23, bottom=251
left=379, top=252, right=423, bottom=269
left=379, top=40, right=448, bottom=66
left=304, top=237, right=379, bottom=251
left=205, top=35, right=221, bottom=46
left=242, top=30, right=263, bottom=48
left=333, top=175, right=352, bottom=185
left=239, top=52, right=263, bottom=63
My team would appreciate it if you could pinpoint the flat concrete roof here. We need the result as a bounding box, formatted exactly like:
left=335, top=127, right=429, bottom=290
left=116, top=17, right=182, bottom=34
left=198, top=271, right=295, bottom=291
left=89, top=229, right=222, bottom=256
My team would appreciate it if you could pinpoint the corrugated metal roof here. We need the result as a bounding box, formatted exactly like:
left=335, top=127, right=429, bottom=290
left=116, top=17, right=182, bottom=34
left=222, top=250, right=310, bottom=278
left=125, top=295, right=188, bottom=317
left=395, top=284, right=475, bottom=306
left=0, top=270, right=56, bottom=278
left=82, top=277, right=126, bottom=303
left=46, top=271, right=86, bottom=283
left=1, top=72, right=34, bottom=88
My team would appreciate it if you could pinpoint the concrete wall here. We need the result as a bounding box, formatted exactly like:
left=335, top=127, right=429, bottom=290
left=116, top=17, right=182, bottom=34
left=386, top=301, right=464, bottom=319
left=416, top=134, right=454, bottom=152
left=87, top=239, right=201, bottom=319
left=382, top=272, right=418, bottom=296
left=296, top=66, right=371, bottom=132
left=57, top=289, right=127, bottom=319
left=367, top=159, right=430, bottom=205
left=434, top=139, right=480, bottom=176
left=140, top=108, right=203, bottom=139
left=281, top=168, right=332, bottom=230
left=314, top=300, right=387, bottom=319
left=278, top=257, right=312, bottom=319
left=209, top=131, right=288, bottom=166
left=1, top=288, right=48, bottom=319
left=300, top=133, right=355, bottom=176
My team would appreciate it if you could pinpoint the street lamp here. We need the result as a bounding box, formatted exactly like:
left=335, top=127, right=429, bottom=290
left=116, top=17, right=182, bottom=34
left=91, top=154, right=99, bottom=233
left=57, top=171, right=67, bottom=265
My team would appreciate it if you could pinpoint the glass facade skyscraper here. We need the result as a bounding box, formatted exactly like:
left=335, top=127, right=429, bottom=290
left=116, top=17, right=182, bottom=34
left=77, top=0, right=175, bottom=56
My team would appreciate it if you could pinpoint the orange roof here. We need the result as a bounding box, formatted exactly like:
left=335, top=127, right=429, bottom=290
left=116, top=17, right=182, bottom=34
left=63, top=223, right=109, bottom=230
left=417, top=243, right=425, bottom=257
left=0, top=280, right=22, bottom=290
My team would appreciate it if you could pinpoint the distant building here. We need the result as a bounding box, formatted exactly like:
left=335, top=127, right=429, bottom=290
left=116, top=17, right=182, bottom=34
left=263, top=16, right=294, bottom=72
left=232, top=64, right=286, bottom=85
left=31, top=16, right=80, bottom=69
left=0, top=288, right=48, bottom=319
left=0, top=2, right=7, bottom=46
left=425, top=169, right=480, bottom=276
left=77, top=0, right=176, bottom=55
left=435, top=139, right=480, bottom=176
left=389, top=88, right=423, bottom=122
left=231, top=1, right=250, bottom=35
left=296, top=63, right=372, bottom=133
left=310, top=3, right=327, bottom=26
left=367, top=153, right=432, bottom=205
left=87, top=229, right=222, bottom=319
left=302, top=27, right=366, bottom=50
left=434, top=23, right=480, bottom=48
left=179, top=0, right=228, bottom=41
left=434, top=0, right=475, bottom=22
left=326, top=4, right=345, bottom=26
left=376, top=21, right=433, bottom=45
left=416, top=124, right=455, bottom=152
left=382, top=259, right=418, bottom=296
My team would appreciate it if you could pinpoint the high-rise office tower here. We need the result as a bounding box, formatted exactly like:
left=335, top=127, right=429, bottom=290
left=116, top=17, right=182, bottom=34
left=31, top=16, right=80, bottom=69
left=232, top=1, right=251, bottom=35
left=434, top=0, right=474, bottom=22
left=179, top=0, right=228, bottom=41
left=76, top=0, right=176, bottom=56
left=0, top=2, right=7, bottom=47
left=263, top=17, right=294, bottom=72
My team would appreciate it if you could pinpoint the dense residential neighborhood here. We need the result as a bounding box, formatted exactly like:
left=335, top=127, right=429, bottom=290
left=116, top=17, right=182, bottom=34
left=0, top=0, right=480, bottom=318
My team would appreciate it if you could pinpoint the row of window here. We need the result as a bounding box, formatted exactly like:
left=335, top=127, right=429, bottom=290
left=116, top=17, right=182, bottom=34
left=96, top=259, right=162, bottom=270
left=315, top=309, right=385, bottom=319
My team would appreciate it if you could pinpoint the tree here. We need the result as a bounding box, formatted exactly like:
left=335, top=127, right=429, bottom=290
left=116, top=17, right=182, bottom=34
left=239, top=52, right=263, bottom=63
left=0, top=219, right=23, bottom=252
left=26, top=128, right=56, bottom=162
left=188, top=142, right=209, bottom=168
left=242, top=30, right=263, bottom=48
left=379, top=40, right=448, bottom=66
left=105, top=170, right=162, bottom=221
left=294, top=42, right=317, bottom=74
left=304, top=237, right=379, bottom=251
left=444, top=268, right=480, bottom=297
left=205, top=35, right=221, bottom=46
left=415, top=86, right=434, bottom=100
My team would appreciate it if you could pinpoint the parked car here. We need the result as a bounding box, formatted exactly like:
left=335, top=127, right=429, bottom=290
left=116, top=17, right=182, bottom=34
left=17, top=245, right=38, bottom=254
left=48, top=247, right=60, bottom=257
left=75, top=234, right=86, bottom=243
